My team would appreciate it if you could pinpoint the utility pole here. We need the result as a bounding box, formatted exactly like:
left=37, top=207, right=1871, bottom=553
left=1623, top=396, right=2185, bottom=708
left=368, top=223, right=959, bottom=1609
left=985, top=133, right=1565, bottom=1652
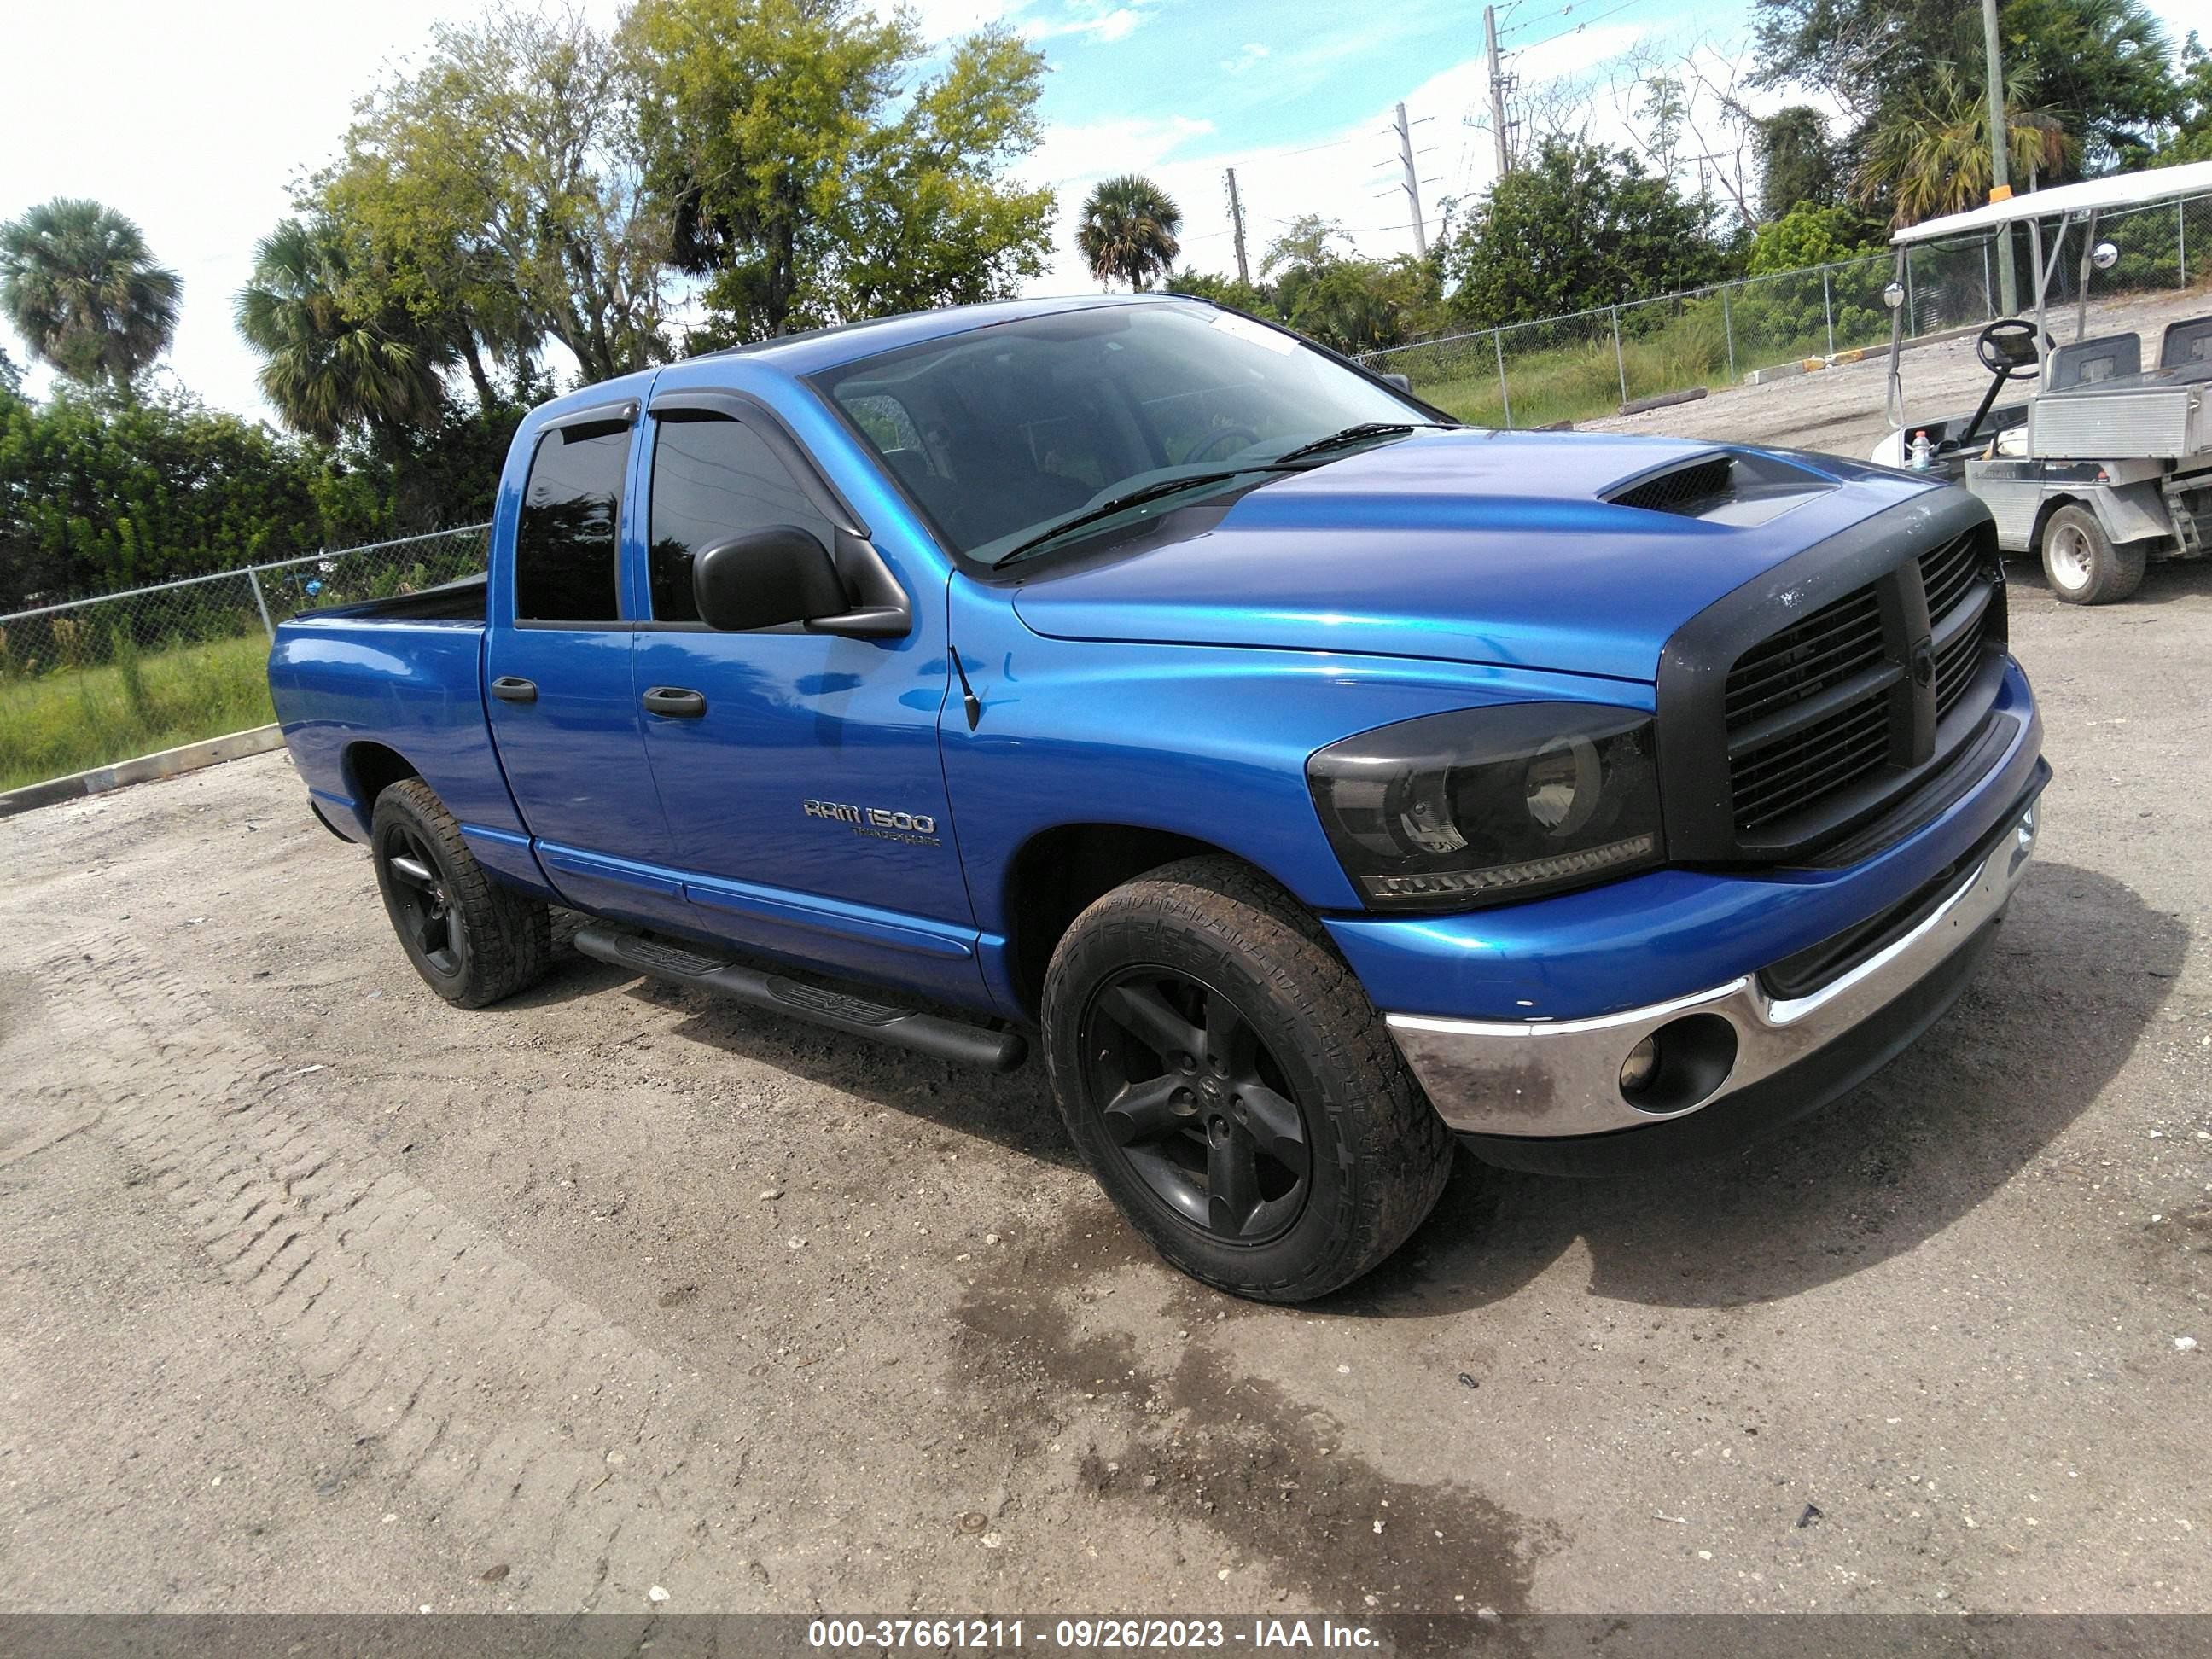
left=1981, top=0, right=2018, bottom=312
left=1225, top=167, right=1250, bottom=288
left=1484, top=5, right=1511, bottom=180
left=1394, top=102, right=1429, bottom=255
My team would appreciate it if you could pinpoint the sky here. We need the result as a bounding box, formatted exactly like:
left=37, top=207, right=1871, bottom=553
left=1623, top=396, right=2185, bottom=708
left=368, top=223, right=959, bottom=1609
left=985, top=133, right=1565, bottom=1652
left=1, top=0, right=2203, bottom=422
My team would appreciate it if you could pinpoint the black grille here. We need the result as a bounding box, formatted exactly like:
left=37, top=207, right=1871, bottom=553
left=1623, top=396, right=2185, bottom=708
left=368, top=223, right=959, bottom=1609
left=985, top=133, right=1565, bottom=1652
left=1933, top=623, right=1983, bottom=719
left=1918, top=530, right=1980, bottom=621
left=1724, top=585, right=1891, bottom=830
left=1716, top=521, right=2007, bottom=848
left=1730, top=683, right=1893, bottom=831
left=1610, top=456, right=1734, bottom=515
left=1920, top=528, right=2000, bottom=723
left=1723, top=586, right=1885, bottom=728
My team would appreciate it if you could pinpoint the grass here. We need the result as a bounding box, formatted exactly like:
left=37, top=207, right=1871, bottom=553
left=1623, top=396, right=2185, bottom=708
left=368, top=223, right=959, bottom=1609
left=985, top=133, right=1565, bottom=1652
left=1402, top=299, right=1888, bottom=429
left=0, top=632, right=276, bottom=794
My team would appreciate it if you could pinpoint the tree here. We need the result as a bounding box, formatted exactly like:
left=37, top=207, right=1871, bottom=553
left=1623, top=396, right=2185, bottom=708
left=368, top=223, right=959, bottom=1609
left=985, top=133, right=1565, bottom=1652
left=0, top=343, right=19, bottom=398
left=2165, top=32, right=2212, bottom=162
left=1854, top=64, right=2075, bottom=224
left=328, top=3, right=671, bottom=387
left=1755, top=105, right=1842, bottom=219
left=1439, top=138, right=1730, bottom=327
left=0, top=198, right=181, bottom=393
left=623, top=0, right=1054, bottom=342
left=1075, top=175, right=1182, bottom=292
left=2000, top=0, right=2180, bottom=170
left=1249, top=218, right=1441, bottom=354
left=1260, top=215, right=1353, bottom=279
left=235, top=217, right=451, bottom=448
left=1750, top=0, right=2180, bottom=178
left=1746, top=201, right=1883, bottom=273
left=0, top=387, right=329, bottom=608
left=1165, top=268, right=1280, bottom=321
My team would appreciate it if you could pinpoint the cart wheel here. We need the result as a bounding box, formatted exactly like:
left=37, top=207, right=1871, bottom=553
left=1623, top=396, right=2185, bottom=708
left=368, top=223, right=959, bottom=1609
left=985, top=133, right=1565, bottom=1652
left=2040, top=503, right=2145, bottom=606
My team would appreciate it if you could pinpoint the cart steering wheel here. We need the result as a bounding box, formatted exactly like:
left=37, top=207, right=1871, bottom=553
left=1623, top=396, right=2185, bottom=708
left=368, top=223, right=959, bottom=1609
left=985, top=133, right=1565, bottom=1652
left=1947, top=317, right=2057, bottom=454
left=1976, top=317, right=2052, bottom=381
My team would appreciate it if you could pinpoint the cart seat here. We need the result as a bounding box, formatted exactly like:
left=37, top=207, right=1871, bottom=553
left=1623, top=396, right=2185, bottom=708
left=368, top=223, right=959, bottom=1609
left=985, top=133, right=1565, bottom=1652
left=2048, top=333, right=2140, bottom=389
left=2160, top=316, right=2212, bottom=370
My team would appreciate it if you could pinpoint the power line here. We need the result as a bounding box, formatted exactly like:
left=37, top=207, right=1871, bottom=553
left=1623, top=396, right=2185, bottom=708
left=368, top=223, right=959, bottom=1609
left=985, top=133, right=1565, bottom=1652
left=1279, top=133, right=1363, bottom=158
left=1500, top=0, right=1650, bottom=53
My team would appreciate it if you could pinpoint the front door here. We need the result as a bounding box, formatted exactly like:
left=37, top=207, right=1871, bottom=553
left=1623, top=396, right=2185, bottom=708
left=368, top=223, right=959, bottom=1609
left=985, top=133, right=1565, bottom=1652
left=628, top=399, right=979, bottom=1004
left=484, top=405, right=687, bottom=929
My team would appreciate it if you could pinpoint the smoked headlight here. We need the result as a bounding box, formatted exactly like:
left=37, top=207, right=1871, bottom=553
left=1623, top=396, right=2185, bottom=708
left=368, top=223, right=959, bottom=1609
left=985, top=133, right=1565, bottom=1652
left=1307, top=703, right=1662, bottom=910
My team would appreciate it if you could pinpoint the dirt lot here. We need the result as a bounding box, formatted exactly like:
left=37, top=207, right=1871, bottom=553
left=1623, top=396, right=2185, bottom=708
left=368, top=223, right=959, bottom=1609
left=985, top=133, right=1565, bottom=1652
left=4, top=352, right=2212, bottom=1619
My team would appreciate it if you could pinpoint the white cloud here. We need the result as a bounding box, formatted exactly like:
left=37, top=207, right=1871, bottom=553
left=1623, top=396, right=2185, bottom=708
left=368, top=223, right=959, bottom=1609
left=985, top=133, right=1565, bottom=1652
left=0, top=0, right=632, bottom=421
left=1222, top=43, right=1271, bottom=76
left=1020, top=0, right=1156, bottom=44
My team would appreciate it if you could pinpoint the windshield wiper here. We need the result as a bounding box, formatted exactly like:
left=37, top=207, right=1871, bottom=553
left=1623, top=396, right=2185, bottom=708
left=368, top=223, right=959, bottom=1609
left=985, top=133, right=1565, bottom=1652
left=996, top=470, right=1263, bottom=567
left=1270, top=422, right=1429, bottom=465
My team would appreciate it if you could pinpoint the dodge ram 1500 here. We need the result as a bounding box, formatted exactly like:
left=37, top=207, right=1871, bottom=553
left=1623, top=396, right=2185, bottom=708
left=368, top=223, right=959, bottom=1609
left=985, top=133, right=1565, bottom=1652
left=270, top=294, right=2046, bottom=1301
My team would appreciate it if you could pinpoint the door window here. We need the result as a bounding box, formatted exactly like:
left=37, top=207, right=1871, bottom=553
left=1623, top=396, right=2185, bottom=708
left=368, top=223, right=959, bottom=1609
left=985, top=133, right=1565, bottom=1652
left=515, top=420, right=632, bottom=624
left=647, top=413, right=834, bottom=622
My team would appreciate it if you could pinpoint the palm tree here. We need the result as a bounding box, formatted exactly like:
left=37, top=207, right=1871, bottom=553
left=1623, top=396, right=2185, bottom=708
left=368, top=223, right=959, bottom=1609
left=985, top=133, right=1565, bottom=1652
left=1075, top=176, right=1183, bottom=292
left=1854, top=66, right=2075, bottom=228
left=0, top=198, right=182, bottom=392
left=235, top=217, right=449, bottom=446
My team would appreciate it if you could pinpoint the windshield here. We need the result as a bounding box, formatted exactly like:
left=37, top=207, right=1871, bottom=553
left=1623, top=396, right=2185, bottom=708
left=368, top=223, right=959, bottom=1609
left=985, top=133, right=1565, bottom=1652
left=810, top=303, right=1429, bottom=564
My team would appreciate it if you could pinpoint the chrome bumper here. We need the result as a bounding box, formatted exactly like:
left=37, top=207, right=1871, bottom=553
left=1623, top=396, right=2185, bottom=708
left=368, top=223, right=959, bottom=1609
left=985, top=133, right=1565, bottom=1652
left=1387, top=799, right=2039, bottom=1138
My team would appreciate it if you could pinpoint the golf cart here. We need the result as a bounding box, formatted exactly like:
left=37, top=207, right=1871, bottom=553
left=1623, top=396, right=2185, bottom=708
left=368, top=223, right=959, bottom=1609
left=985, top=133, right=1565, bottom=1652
left=1871, top=159, right=2212, bottom=604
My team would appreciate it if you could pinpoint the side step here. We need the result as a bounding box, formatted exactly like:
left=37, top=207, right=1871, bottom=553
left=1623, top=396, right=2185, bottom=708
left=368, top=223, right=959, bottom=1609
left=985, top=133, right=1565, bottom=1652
left=572, top=923, right=1028, bottom=1073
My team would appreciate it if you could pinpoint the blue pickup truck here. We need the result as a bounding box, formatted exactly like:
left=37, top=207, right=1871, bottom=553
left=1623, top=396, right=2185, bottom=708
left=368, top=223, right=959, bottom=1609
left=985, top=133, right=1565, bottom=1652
left=270, top=294, right=2046, bottom=1301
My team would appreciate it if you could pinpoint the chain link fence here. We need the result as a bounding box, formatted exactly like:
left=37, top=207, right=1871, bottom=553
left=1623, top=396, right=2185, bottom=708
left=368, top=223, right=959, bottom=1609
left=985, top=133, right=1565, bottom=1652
left=0, top=524, right=489, bottom=794
left=1366, top=189, right=2212, bottom=429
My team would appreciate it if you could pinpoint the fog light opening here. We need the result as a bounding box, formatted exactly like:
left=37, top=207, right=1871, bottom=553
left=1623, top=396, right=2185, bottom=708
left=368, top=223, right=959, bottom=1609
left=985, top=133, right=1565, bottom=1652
left=1618, top=1014, right=1740, bottom=1115
left=1619, top=1035, right=1660, bottom=1095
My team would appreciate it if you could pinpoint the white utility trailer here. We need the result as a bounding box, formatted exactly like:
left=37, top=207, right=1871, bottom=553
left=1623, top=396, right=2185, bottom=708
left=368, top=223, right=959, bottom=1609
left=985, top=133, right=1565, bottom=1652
left=1871, top=160, right=2212, bottom=604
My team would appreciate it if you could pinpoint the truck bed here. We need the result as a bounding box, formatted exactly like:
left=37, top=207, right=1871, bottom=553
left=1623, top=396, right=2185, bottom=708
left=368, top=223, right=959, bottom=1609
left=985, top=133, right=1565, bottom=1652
left=267, top=588, right=528, bottom=849
left=297, top=572, right=487, bottom=623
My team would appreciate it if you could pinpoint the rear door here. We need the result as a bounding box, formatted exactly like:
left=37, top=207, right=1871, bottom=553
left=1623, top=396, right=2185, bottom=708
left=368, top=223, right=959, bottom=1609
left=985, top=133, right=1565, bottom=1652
left=628, top=391, right=980, bottom=1003
left=484, top=401, right=688, bottom=928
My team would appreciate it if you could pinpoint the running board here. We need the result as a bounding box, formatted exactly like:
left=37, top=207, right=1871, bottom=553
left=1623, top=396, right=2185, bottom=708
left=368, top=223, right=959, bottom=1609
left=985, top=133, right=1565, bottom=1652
left=571, top=923, right=1028, bottom=1073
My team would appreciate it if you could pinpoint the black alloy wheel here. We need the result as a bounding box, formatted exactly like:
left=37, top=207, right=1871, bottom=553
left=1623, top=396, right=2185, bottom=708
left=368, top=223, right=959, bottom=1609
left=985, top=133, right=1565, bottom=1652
left=1080, top=966, right=1312, bottom=1243
left=379, top=820, right=465, bottom=979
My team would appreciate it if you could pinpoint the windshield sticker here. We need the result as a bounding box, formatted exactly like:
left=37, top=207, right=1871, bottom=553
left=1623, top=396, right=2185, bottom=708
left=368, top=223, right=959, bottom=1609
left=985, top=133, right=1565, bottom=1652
left=1209, top=311, right=1296, bottom=356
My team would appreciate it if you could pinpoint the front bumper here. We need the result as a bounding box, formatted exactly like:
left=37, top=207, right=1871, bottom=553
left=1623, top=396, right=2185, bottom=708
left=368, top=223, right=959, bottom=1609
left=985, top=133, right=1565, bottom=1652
left=1387, top=783, right=2041, bottom=1165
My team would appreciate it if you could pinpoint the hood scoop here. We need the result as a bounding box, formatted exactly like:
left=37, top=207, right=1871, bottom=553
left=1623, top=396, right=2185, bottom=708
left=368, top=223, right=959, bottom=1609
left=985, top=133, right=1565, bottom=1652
left=1604, top=449, right=1831, bottom=527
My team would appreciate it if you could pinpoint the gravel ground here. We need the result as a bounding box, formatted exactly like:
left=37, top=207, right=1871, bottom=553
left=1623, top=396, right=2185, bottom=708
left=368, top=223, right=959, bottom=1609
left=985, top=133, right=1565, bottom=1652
left=4, top=358, right=2211, bottom=1619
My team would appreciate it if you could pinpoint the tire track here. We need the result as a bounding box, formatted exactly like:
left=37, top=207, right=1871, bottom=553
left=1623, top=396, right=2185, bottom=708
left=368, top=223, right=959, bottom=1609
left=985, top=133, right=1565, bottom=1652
left=34, top=928, right=734, bottom=1611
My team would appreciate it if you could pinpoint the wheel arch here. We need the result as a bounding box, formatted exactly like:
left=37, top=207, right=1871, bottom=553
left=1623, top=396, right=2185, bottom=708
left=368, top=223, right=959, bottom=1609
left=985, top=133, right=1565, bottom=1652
left=2032, top=486, right=2174, bottom=556
left=1000, top=823, right=1261, bottom=1022
left=342, top=741, right=422, bottom=825
left=2026, top=491, right=2086, bottom=556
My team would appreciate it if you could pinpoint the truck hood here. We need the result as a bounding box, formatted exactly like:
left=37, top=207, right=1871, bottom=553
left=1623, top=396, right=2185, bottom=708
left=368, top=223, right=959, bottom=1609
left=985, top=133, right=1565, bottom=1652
left=1008, top=430, right=1943, bottom=684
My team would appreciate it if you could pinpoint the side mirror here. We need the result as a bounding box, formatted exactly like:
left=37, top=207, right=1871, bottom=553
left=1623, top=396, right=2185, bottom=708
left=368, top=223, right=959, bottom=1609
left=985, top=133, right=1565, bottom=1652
left=692, top=526, right=847, bottom=632
left=1379, top=371, right=1413, bottom=393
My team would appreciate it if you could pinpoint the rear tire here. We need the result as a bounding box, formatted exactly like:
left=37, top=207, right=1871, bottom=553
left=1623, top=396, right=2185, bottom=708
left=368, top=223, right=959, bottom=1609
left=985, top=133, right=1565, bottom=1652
left=1041, top=856, right=1455, bottom=1302
left=2040, top=503, right=2145, bottom=605
left=370, top=778, right=550, bottom=1008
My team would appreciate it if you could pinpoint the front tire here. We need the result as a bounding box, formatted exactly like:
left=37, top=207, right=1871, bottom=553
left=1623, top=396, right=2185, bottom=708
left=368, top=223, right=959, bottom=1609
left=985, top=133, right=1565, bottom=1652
left=370, top=778, right=550, bottom=1008
left=1042, top=856, right=1455, bottom=1302
left=2041, top=502, right=2145, bottom=605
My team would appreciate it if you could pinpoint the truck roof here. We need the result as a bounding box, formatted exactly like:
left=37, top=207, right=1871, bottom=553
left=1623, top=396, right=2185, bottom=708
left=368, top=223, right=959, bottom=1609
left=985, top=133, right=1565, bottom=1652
left=700, top=292, right=1197, bottom=375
